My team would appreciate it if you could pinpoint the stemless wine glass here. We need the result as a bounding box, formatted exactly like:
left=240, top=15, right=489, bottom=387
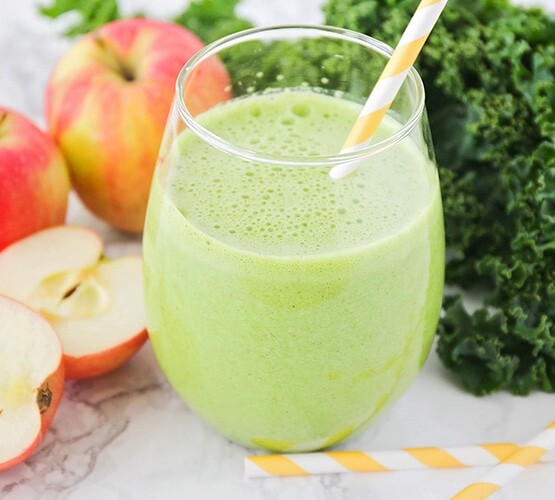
left=143, top=26, right=445, bottom=453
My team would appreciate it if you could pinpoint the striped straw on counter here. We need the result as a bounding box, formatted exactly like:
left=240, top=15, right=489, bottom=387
left=245, top=442, right=555, bottom=478
left=451, top=420, right=555, bottom=500
left=329, top=0, right=449, bottom=179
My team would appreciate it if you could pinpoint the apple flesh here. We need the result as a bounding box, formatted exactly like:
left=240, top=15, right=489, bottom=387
left=0, top=107, right=70, bottom=250
left=0, top=295, right=64, bottom=472
left=46, top=18, right=231, bottom=232
left=0, top=226, right=147, bottom=379
left=35, top=257, right=147, bottom=379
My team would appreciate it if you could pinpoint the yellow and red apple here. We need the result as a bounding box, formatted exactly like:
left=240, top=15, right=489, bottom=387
left=0, top=107, right=69, bottom=251
left=0, top=226, right=147, bottom=379
left=0, top=295, right=65, bottom=472
left=46, top=18, right=231, bottom=232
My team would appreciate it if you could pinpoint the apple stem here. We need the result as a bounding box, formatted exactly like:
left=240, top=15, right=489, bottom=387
left=94, top=35, right=135, bottom=82
left=0, top=112, right=7, bottom=140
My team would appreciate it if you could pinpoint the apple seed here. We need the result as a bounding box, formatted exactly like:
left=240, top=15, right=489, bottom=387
left=36, top=383, right=52, bottom=414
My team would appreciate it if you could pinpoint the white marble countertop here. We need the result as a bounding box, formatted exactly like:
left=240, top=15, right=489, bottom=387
left=1, top=1, right=554, bottom=498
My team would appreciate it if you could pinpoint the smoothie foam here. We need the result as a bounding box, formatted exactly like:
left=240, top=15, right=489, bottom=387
left=144, top=90, right=444, bottom=451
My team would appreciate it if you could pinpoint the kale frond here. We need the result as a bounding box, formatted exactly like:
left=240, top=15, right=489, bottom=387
left=326, top=0, right=555, bottom=394
left=40, top=0, right=121, bottom=36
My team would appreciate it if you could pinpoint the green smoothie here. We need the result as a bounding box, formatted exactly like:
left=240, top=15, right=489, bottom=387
left=143, top=89, right=444, bottom=452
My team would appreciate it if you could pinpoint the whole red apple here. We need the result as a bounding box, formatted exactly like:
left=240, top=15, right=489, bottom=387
left=0, top=107, right=69, bottom=251
left=46, top=19, right=231, bottom=232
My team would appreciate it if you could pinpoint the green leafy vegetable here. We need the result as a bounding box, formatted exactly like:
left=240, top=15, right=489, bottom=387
left=39, top=0, right=253, bottom=43
left=40, top=0, right=120, bottom=36
left=172, top=0, right=252, bottom=43
left=218, top=36, right=387, bottom=101
left=325, top=0, right=555, bottom=395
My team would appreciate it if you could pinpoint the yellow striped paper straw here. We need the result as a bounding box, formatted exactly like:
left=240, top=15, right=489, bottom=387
left=451, top=420, right=555, bottom=500
left=245, top=442, right=555, bottom=478
left=329, top=0, right=448, bottom=180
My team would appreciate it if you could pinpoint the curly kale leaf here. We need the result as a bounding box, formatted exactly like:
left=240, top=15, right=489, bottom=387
left=219, top=36, right=386, bottom=102
left=39, top=0, right=252, bottom=43
left=326, top=0, right=555, bottom=394
left=40, top=0, right=121, bottom=36
left=172, top=0, right=252, bottom=43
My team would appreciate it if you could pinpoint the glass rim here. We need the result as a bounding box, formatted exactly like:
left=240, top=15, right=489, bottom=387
left=175, top=24, right=426, bottom=167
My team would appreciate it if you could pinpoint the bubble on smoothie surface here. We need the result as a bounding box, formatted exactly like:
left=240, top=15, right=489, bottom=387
left=168, top=90, right=433, bottom=255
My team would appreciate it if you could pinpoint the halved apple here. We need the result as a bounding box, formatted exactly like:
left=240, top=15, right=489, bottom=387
left=0, top=226, right=147, bottom=379
left=0, top=295, right=64, bottom=472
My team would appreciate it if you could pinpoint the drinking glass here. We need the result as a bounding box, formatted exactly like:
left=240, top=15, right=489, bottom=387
left=143, top=26, right=444, bottom=452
